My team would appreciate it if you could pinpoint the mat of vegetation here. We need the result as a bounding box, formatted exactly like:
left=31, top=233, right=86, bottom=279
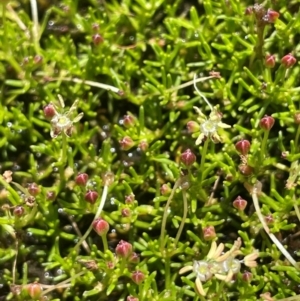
left=1, top=0, right=300, bottom=300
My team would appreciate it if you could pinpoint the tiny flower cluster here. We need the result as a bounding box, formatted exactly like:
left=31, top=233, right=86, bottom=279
left=179, top=238, right=258, bottom=296
left=43, top=95, right=83, bottom=138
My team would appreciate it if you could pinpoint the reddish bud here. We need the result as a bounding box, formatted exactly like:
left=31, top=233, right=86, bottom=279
left=46, top=191, right=56, bottom=201
left=75, top=173, right=89, bottom=186
left=13, top=206, right=24, bottom=216
left=107, top=261, right=115, bottom=269
left=187, top=121, right=200, bottom=133
left=93, top=218, right=109, bottom=236
left=129, top=252, right=140, bottom=264
left=260, top=115, right=275, bottom=131
left=265, top=214, right=274, bottom=224
left=127, top=297, right=139, bottom=301
left=202, top=225, right=216, bottom=241
left=131, top=270, right=145, bottom=284
left=125, top=193, right=135, bottom=204
left=180, top=149, right=196, bottom=166
left=85, top=190, right=99, bottom=204
left=281, top=54, right=296, bottom=68
left=33, top=55, right=43, bottom=64
left=265, top=54, right=276, bottom=68
left=244, top=6, right=253, bottom=15
left=235, top=139, right=251, bottom=155
left=28, top=183, right=40, bottom=196
left=160, top=184, right=171, bottom=196
left=116, top=240, right=133, bottom=258
left=92, top=23, right=99, bottom=31
left=238, top=164, right=253, bottom=176
left=242, top=271, right=253, bottom=282
left=294, top=112, right=300, bottom=125
left=281, top=151, right=289, bottom=159
left=92, top=33, right=104, bottom=45
left=138, top=141, right=148, bottom=152
left=26, top=283, right=42, bottom=299
left=43, top=103, right=56, bottom=119
left=266, top=9, right=279, bottom=23
left=233, top=196, right=247, bottom=211
left=119, top=136, right=134, bottom=150
left=123, top=115, right=135, bottom=128
left=121, top=208, right=131, bottom=217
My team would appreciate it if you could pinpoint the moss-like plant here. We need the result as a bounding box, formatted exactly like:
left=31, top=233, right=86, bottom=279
left=2, top=0, right=300, bottom=300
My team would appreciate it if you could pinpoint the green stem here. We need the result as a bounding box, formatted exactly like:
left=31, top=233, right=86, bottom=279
left=164, top=257, right=171, bottom=289
left=174, top=189, right=188, bottom=247
left=295, top=124, right=300, bottom=152
left=200, top=139, right=209, bottom=183
left=101, top=235, right=108, bottom=252
left=160, top=179, right=180, bottom=251
left=73, top=185, right=109, bottom=253
left=260, top=130, right=269, bottom=163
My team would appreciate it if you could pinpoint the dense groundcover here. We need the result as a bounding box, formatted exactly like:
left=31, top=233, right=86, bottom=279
left=1, top=0, right=300, bottom=300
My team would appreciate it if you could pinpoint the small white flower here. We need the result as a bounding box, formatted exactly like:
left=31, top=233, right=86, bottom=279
left=49, top=95, right=83, bottom=138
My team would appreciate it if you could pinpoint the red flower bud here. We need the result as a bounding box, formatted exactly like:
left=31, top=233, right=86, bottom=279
left=46, top=191, right=56, bottom=201
left=235, top=139, right=251, bottom=155
left=242, top=271, right=253, bottom=282
left=129, top=252, right=140, bottom=264
left=28, top=183, right=40, bottom=196
left=180, top=149, right=196, bottom=166
left=281, top=54, right=296, bottom=68
left=43, top=103, right=56, bottom=119
left=294, top=112, right=300, bottom=125
left=244, top=6, right=253, bottom=15
left=75, top=173, right=89, bottom=186
left=125, top=194, right=135, bottom=204
left=233, top=196, right=247, bottom=211
left=138, top=140, right=148, bottom=152
left=93, top=218, right=109, bottom=236
left=13, top=205, right=25, bottom=216
left=238, top=164, right=253, bottom=176
left=119, top=136, right=134, bottom=150
left=85, top=190, right=99, bottom=204
left=123, top=115, right=135, bottom=128
left=260, top=115, right=275, bottom=131
left=265, top=54, right=276, bottom=68
left=26, top=283, right=42, bottom=299
left=187, top=121, right=200, bottom=133
left=116, top=240, right=133, bottom=258
left=266, top=9, right=280, bottom=23
left=160, top=184, right=171, bottom=196
left=33, top=55, right=43, bottom=64
left=202, top=225, right=216, bottom=241
left=265, top=214, right=274, bottom=224
left=92, top=33, right=104, bottom=45
left=121, top=208, right=131, bottom=217
left=131, top=270, right=145, bottom=284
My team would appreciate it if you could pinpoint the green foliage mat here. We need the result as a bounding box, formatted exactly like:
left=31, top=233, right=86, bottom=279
left=1, top=0, right=300, bottom=300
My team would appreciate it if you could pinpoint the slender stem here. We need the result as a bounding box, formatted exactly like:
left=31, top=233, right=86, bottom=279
left=164, top=257, right=171, bottom=289
left=73, top=185, right=109, bottom=253
left=41, top=271, right=85, bottom=295
left=251, top=186, right=298, bottom=267
left=101, top=235, right=108, bottom=252
left=61, top=133, right=68, bottom=164
left=68, top=215, right=90, bottom=253
left=260, top=131, right=269, bottom=163
left=160, top=179, right=181, bottom=251
left=193, top=74, right=213, bottom=111
left=30, top=0, right=40, bottom=52
left=12, top=240, right=18, bottom=284
left=174, top=189, right=188, bottom=247
left=295, top=125, right=300, bottom=152
left=200, top=139, right=210, bottom=183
